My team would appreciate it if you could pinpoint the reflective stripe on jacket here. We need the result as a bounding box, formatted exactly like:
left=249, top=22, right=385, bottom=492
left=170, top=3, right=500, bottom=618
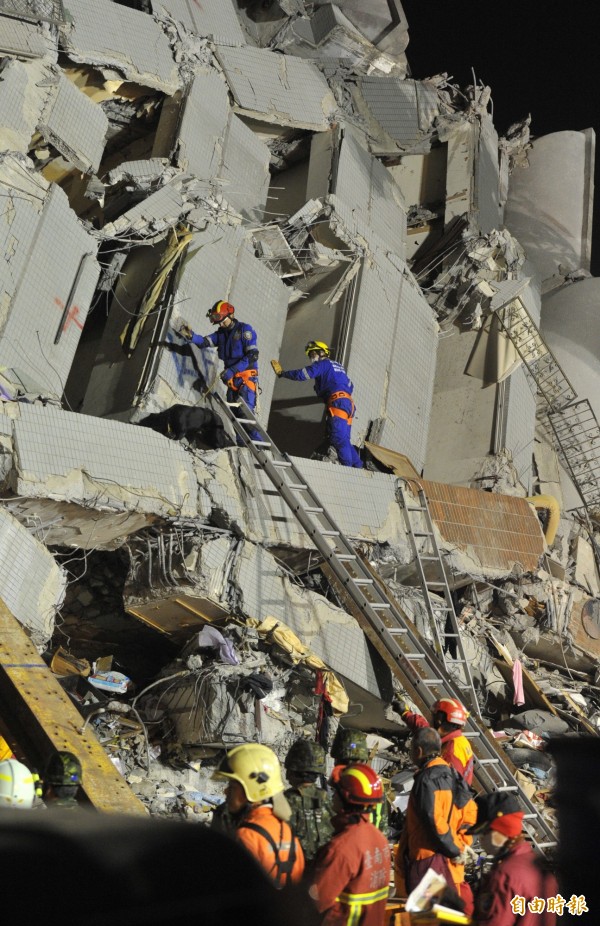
left=192, top=319, right=259, bottom=377
left=311, top=814, right=390, bottom=926
left=281, top=358, right=354, bottom=401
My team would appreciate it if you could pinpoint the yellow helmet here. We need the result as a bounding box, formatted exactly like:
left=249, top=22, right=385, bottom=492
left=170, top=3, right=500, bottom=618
left=305, top=340, right=330, bottom=357
left=213, top=744, right=284, bottom=803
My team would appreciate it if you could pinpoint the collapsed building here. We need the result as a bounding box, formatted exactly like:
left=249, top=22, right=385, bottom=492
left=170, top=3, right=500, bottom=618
left=0, top=0, right=599, bottom=838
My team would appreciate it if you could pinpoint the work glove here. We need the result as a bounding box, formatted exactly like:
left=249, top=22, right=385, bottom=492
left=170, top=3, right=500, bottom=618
left=271, top=359, right=283, bottom=377
left=220, top=370, right=233, bottom=384
left=179, top=323, right=193, bottom=341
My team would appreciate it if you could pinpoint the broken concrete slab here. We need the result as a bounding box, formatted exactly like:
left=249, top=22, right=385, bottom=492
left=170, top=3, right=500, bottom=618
left=0, top=154, right=100, bottom=399
left=0, top=402, right=200, bottom=546
left=151, top=0, right=246, bottom=47
left=0, top=12, right=56, bottom=60
left=61, top=0, right=181, bottom=95
left=0, top=507, right=66, bottom=647
left=173, top=69, right=271, bottom=221
left=214, top=45, right=337, bottom=131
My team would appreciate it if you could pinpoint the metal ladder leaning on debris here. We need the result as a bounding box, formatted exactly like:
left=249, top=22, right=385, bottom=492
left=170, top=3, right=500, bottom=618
left=495, top=296, right=600, bottom=523
left=396, top=479, right=480, bottom=718
left=205, top=382, right=556, bottom=856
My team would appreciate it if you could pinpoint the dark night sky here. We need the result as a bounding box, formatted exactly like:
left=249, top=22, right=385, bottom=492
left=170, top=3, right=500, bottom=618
left=400, top=1, right=600, bottom=273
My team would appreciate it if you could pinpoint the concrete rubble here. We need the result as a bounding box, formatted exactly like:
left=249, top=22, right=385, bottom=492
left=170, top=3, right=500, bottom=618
left=0, top=0, right=599, bottom=827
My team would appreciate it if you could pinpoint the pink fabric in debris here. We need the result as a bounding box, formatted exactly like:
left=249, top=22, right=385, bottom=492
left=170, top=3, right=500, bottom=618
left=512, top=658, right=525, bottom=707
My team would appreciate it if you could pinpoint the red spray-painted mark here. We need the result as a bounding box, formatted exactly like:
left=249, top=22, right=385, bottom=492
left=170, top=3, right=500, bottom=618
left=54, top=296, right=83, bottom=333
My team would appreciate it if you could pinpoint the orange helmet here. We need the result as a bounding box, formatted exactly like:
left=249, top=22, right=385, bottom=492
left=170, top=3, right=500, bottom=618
left=207, top=300, right=235, bottom=324
left=433, top=697, right=468, bottom=727
left=334, top=763, right=384, bottom=808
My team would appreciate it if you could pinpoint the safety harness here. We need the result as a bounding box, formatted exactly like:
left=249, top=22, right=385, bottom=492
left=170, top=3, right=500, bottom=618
left=336, top=887, right=389, bottom=926
left=326, top=390, right=355, bottom=424
left=237, top=820, right=297, bottom=889
left=227, top=368, right=258, bottom=393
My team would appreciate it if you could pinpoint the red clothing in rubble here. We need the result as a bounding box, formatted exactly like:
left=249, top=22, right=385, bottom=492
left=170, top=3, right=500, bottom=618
left=236, top=804, right=304, bottom=887
left=475, top=838, right=557, bottom=926
left=311, top=812, right=390, bottom=926
left=402, top=710, right=474, bottom=785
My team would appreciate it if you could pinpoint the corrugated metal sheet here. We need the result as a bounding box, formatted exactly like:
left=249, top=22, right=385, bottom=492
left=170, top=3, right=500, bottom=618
left=423, top=479, right=545, bottom=572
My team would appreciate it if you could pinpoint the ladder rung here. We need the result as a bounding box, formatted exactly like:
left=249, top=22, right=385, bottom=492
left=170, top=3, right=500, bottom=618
left=477, top=758, right=500, bottom=765
left=226, top=401, right=241, bottom=407
left=413, top=531, right=433, bottom=537
left=537, top=842, right=558, bottom=849
left=303, top=506, right=324, bottom=513
left=353, top=578, right=374, bottom=586
left=236, top=418, right=257, bottom=424
left=288, top=483, right=308, bottom=490
left=337, top=554, right=357, bottom=562
left=388, top=627, right=408, bottom=634
left=423, top=678, right=444, bottom=685
left=463, top=732, right=481, bottom=738
left=252, top=441, right=271, bottom=448
left=272, top=460, right=292, bottom=468
left=495, top=786, right=519, bottom=792
left=371, top=603, right=390, bottom=611
left=420, top=555, right=440, bottom=561
left=404, top=653, right=426, bottom=660
left=406, top=505, right=426, bottom=512
left=322, top=530, right=340, bottom=536
left=444, top=633, right=459, bottom=637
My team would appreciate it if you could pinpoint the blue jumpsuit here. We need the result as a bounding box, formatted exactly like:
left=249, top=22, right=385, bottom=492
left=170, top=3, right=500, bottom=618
left=281, top=358, right=363, bottom=468
left=191, top=320, right=261, bottom=444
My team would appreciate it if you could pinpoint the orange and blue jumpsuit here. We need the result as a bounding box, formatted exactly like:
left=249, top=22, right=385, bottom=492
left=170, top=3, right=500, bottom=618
left=280, top=358, right=363, bottom=468
left=191, top=319, right=260, bottom=443
left=311, top=812, right=390, bottom=926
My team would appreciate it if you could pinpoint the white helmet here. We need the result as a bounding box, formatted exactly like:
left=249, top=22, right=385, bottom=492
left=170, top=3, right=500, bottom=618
left=0, top=759, right=35, bottom=809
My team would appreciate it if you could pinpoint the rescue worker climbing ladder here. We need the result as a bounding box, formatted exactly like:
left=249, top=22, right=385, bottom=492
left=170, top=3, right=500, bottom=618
left=271, top=341, right=363, bottom=468
left=180, top=300, right=262, bottom=444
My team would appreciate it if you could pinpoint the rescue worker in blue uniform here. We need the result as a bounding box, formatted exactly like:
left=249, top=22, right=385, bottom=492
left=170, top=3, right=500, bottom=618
left=271, top=341, right=363, bottom=468
left=181, top=300, right=261, bottom=444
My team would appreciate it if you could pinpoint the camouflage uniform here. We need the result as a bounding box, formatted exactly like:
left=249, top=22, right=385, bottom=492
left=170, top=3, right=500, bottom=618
left=285, top=783, right=334, bottom=864
left=284, top=739, right=334, bottom=866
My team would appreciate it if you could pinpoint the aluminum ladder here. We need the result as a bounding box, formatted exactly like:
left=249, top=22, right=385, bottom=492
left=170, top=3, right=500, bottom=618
left=496, top=298, right=600, bottom=511
left=395, top=479, right=480, bottom=719
left=204, top=384, right=556, bottom=854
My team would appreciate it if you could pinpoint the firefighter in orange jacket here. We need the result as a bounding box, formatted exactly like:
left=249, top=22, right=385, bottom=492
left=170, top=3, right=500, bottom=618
left=396, top=696, right=474, bottom=786
left=213, top=743, right=304, bottom=888
left=310, top=763, right=391, bottom=926
left=394, top=727, right=475, bottom=904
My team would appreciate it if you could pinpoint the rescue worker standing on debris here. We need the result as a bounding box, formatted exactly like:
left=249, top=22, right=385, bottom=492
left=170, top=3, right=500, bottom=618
left=284, top=739, right=334, bottom=871
left=180, top=301, right=262, bottom=444
left=394, top=727, right=474, bottom=902
left=271, top=341, right=363, bottom=468
left=213, top=743, right=305, bottom=888
left=396, top=696, right=474, bottom=786
left=468, top=792, right=557, bottom=926
left=42, top=751, right=82, bottom=809
left=310, top=763, right=390, bottom=926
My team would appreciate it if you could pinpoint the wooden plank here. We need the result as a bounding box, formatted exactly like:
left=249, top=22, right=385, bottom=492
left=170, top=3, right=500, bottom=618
left=0, top=600, right=147, bottom=815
